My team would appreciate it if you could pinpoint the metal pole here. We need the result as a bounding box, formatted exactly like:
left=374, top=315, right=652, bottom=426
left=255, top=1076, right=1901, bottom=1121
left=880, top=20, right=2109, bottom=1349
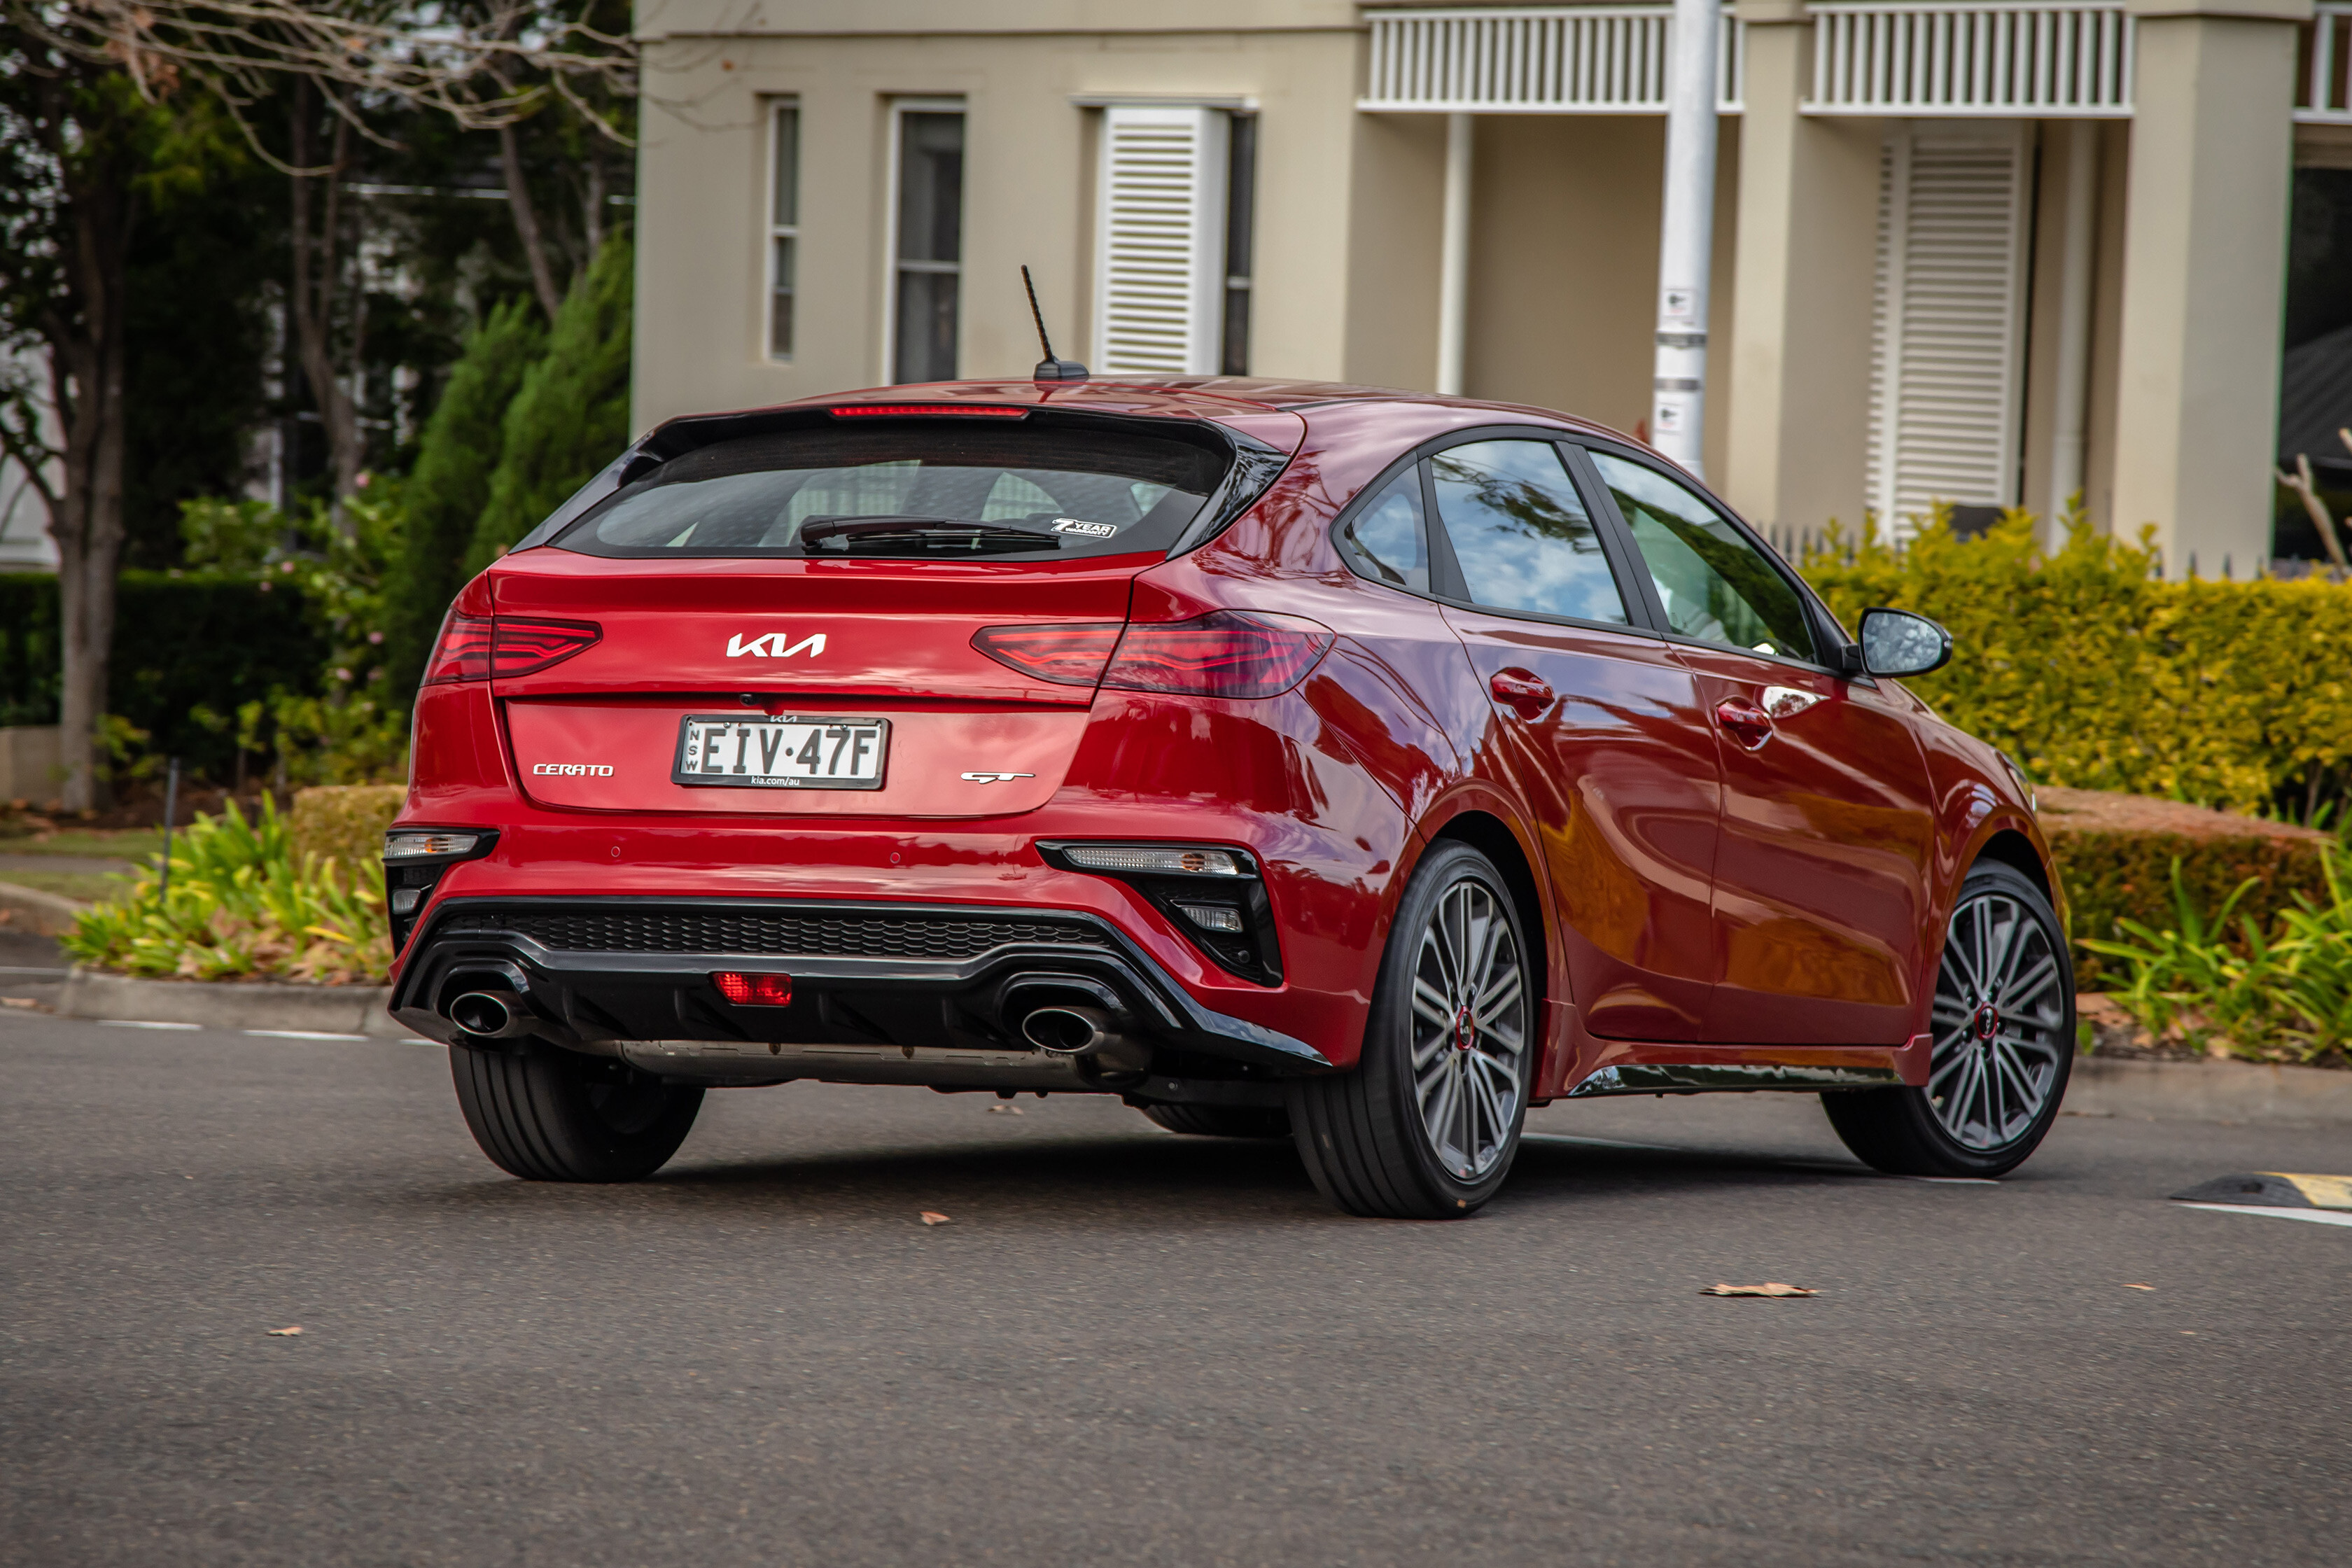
left=1651, top=0, right=1721, bottom=477
left=158, top=757, right=179, bottom=903
left=1436, top=112, right=1474, bottom=396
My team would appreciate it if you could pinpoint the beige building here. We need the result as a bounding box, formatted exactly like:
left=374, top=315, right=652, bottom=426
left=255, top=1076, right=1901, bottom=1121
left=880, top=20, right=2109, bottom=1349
left=632, top=0, right=2344, bottom=573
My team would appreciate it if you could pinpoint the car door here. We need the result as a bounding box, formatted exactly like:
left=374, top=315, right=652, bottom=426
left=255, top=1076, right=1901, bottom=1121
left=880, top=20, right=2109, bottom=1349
left=1581, top=447, right=1938, bottom=1046
left=1409, top=433, right=1723, bottom=1042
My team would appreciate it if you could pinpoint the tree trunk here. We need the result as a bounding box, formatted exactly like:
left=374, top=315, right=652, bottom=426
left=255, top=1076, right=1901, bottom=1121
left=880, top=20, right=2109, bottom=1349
left=288, top=83, right=364, bottom=524
left=500, top=118, right=565, bottom=323
left=41, top=126, right=136, bottom=813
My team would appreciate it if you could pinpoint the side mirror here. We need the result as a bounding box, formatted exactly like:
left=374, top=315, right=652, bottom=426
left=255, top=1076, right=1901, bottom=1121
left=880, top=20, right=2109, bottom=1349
left=1858, top=607, right=1952, bottom=678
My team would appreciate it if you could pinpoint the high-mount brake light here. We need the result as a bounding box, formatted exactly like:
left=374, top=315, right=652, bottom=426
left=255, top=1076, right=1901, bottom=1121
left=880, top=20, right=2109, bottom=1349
left=1102, top=610, right=1334, bottom=699
left=421, top=614, right=601, bottom=684
left=969, top=623, right=1126, bottom=686
left=828, top=405, right=1028, bottom=419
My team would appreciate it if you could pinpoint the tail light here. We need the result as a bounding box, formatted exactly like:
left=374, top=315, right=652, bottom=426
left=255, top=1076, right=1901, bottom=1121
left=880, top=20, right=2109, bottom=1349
left=1103, top=611, right=1333, bottom=699
left=712, top=971, right=793, bottom=1007
left=971, top=622, right=1126, bottom=685
left=422, top=613, right=601, bottom=684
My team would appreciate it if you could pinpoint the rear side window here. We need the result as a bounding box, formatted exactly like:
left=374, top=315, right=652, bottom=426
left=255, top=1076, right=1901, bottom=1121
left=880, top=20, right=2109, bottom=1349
left=554, top=419, right=1230, bottom=559
left=1336, top=466, right=1430, bottom=592
left=1429, top=439, right=1628, bottom=625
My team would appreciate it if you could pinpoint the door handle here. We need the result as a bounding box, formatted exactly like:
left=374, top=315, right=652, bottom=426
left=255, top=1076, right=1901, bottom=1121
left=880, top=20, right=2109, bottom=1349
left=1714, top=696, right=1774, bottom=750
left=1489, top=668, right=1554, bottom=719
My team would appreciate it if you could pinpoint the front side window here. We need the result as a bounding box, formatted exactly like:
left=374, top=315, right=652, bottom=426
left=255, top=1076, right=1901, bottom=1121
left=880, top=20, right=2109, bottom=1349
left=1336, top=465, right=1429, bottom=592
left=1591, top=452, right=1814, bottom=662
left=769, top=101, right=799, bottom=358
left=556, top=419, right=1228, bottom=561
left=1428, top=440, right=1628, bottom=625
left=892, top=107, right=964, bottom=383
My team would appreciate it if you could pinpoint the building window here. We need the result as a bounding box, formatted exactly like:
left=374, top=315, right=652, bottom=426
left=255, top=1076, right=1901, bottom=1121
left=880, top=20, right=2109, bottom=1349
left=891, top=104, right=965, bottom=384
left=1222, top=113, right=1256, bottom=376
left=769, top=100, right=800, bottom=359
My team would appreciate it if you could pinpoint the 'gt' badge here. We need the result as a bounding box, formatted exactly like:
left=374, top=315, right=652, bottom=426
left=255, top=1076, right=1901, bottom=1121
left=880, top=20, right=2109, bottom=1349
left=960, top=771, right=1037, bottom=783
left=726, top=631, right=826, bottom=659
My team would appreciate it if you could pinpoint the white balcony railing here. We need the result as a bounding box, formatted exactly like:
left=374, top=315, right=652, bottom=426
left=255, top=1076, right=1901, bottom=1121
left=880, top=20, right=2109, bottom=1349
left=1360, top=6, right=1745, bottom=114
left=2298, top=5, right=2352, bottom=122
left=1805, top=1, right=2134, bottom=117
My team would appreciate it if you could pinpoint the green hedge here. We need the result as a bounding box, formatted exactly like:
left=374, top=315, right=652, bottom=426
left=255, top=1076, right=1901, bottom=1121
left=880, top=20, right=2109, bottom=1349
left=0, top=570, right=327, bottom=779
left=1800, top=514, right=2352, bottom=820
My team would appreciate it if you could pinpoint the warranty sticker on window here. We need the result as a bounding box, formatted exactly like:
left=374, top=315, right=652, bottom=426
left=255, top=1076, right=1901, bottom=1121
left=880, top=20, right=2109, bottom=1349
left=1051, top=518, right=1119, bottom=538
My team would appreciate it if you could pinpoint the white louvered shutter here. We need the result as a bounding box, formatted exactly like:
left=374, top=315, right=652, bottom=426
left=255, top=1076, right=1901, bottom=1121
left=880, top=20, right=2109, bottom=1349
left=1866, top=122, right=2032, bottom=536
left=1095, top=106, right=1229, bottom=375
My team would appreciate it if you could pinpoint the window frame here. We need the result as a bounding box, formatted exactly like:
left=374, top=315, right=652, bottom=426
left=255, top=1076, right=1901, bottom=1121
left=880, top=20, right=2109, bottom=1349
left=882, top=97, right=967, bottom=386
left=766, top=97, right=801, bottom=361
left=1566, top=438, right=1860, bottom=677
left=1327, top=425, right=1660, bottom=640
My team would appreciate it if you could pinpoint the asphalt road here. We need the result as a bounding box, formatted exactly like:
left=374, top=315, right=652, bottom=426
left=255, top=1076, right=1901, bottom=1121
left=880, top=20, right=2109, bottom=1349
left=2, top=1006, right=2346, bottom=1567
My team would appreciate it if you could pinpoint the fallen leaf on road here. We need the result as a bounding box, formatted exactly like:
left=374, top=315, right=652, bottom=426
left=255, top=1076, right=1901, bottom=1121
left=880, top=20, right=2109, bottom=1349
left=2, top=997, right=36, bottom=1009
left=1701, top=1282, right=1818, bottom=1298
left=2123, top=1282, right=2155, bottom=1291
left=919, top=1211, right=951, bottom=1226
left=266, top=1326, right=302, bottom=1336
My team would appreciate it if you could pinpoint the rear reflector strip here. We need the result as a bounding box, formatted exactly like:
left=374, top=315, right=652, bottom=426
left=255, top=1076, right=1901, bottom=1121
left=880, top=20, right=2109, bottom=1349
left=712, top=972, right=794, bottom=1007
left=828, top=405, right=1028, bottom=419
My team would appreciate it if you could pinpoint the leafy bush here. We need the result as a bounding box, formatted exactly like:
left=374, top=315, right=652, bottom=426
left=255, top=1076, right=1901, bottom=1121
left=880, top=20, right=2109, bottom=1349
left=288, top=783, right=407, bottom=876
left=1800, top=510, right=2352, bottom=822
left=2082, top=850, right=2352, bottom=1066
left=467, top=230, right=632, bottom=573
left=60, top=796, right=389, bottom=984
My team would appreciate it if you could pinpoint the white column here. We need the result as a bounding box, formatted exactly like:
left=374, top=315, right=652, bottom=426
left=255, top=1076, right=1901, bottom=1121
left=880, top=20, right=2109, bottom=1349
left=1436, top=112, right=1474, bottom=396
left=1651, top=0, right=1721, bottom=477
left=2048, top=120, right=2101, bottom=525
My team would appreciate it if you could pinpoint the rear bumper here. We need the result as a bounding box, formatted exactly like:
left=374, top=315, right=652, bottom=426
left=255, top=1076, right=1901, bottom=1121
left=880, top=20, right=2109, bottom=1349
left=388, top=895, right=1330, bottom=1077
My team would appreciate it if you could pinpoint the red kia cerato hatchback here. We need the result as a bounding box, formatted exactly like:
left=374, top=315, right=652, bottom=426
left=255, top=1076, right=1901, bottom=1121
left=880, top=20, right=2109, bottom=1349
left=386, top=376, right=2073, bottom=1218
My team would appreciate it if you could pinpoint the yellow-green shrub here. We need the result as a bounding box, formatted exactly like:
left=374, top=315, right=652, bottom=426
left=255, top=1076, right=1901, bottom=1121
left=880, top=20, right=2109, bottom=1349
left=289, top=783, right=407, bottom=882
left=61, top=796, right=388, bottom=984
left=1800, top=512, right=2352, bottom=818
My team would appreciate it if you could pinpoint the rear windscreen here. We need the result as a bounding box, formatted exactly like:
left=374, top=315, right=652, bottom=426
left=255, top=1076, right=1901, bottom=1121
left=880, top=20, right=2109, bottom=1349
left=552, top=419, right=1231, bottom=560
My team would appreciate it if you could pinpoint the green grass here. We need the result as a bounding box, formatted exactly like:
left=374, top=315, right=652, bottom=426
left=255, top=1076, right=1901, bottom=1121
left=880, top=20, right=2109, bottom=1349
left=0, top=868, right=126, bottom=903
left=0, top=827, right=164, bottom=860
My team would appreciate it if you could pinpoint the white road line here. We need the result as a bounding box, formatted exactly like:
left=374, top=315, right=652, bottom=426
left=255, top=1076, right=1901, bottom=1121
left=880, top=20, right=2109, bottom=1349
left=244, top=1030, right=368, bottom=1042
left=97, top=1019, right=202, bottom=1031
left=2177, top=1202, right=2352, bottom=1229
left=1913, top=1176, right=2001, bottom=1185
left=1523, top=1133, right=1681, bottom=1152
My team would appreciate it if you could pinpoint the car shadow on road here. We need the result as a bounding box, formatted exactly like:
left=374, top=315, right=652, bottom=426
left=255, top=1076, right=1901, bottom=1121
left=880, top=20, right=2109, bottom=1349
left=409, top=1127, right=1887, bottom=1228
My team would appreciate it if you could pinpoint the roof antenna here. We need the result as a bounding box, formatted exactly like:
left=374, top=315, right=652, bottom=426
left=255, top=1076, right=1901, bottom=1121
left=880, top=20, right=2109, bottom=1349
left=1022, top=265, right=1088, bottom=384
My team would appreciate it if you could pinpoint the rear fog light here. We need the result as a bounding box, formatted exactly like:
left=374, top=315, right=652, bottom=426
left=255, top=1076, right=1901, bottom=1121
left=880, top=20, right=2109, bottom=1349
left=712, top=972, right=794, bottom=1007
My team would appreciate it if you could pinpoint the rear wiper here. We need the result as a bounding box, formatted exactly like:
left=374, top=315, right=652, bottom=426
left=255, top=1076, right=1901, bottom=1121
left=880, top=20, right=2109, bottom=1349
left=797, top=515, right=1063, bottom=553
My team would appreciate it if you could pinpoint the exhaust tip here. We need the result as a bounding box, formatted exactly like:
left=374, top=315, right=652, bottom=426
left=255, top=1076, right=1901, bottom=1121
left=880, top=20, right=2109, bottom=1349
left=449, top=990, right=516, bottom=1037
left=1021, top=1006, right=1105, bottom=1056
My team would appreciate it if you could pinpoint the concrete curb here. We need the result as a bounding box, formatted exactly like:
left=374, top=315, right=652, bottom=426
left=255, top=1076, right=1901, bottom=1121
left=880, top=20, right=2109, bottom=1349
left=58, top=967, right=410, bottom=1039
left=2064, top=1054, right=2352, bottom=1126
left=0, top=879, right=88, bottom=938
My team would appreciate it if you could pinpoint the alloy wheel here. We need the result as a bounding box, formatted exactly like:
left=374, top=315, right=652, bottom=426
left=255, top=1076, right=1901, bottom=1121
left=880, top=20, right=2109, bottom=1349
left=1926, top=889, right=2068, bottom=1151
left=1408, top=877, right=1530, bottom=1180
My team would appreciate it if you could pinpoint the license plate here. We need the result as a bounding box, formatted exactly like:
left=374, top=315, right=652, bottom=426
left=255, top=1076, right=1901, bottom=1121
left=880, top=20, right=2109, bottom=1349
left=671, top=715, right=890, bottom=790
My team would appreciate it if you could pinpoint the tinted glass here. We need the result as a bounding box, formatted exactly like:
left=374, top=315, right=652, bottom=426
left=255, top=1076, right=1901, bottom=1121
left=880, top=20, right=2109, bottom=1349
left=556, top=421, right=1226, bottom=561
left=1592, top=452, right=1814, bottom=662
left=1429, top=440, right=1628, bottom=624
left=1336, top=465, right=1429, bottom=592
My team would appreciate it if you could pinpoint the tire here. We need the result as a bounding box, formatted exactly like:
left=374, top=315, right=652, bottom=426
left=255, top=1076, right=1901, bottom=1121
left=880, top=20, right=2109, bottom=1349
left=1822, top=860, right=2076, bottom=1178
left=1288, top=841, right=1535, bottom=1219
left=449, top=1040, right=705, bottom=1182
left=1141, top=1102, right=1292, bottom=1139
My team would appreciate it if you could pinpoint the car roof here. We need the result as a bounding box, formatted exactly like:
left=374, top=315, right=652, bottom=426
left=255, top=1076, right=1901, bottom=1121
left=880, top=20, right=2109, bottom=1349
left=710, top=377, right=1647, bottom=450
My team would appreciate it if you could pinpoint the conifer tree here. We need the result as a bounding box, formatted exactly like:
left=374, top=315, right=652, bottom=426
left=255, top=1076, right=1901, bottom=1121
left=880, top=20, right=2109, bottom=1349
left=466, top=231, right=631, bottom=574
left=382, top=297, right=545, bottom=696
